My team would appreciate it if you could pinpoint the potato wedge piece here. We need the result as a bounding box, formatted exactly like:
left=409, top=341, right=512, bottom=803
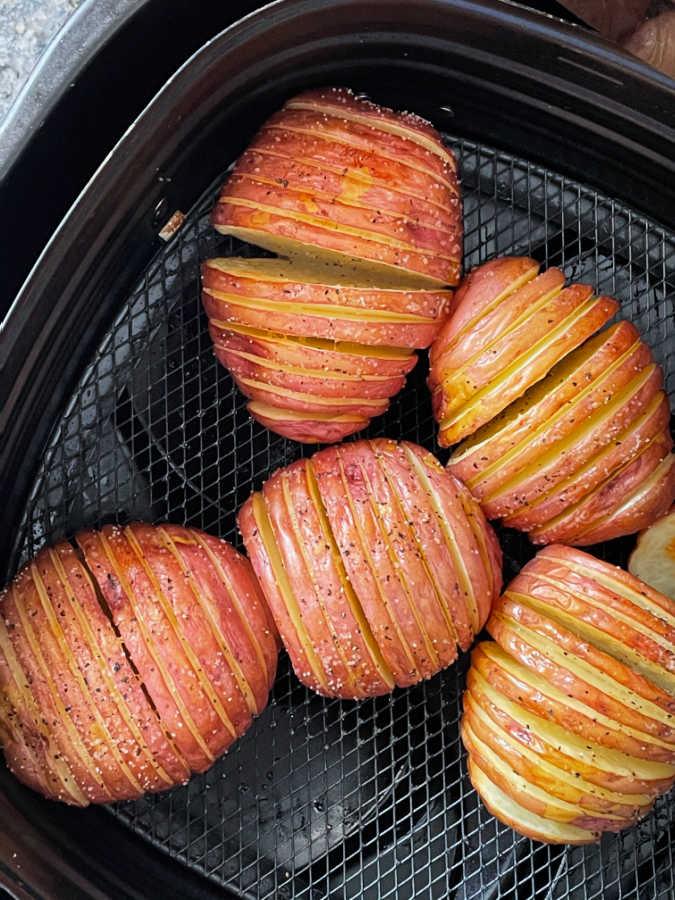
left=629, top=507, right=675, bottom=599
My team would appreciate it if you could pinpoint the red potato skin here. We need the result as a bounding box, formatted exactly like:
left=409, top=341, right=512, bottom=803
left=184, top=529, right=280, bottom=693
left=405, top=442, right=497, bottom=631
left=248, top=128, right=455, bottom=210
left=232, top=373, right=390, bottom=418
left=28, top=547, right=172, bottom=801
left=158, top=526, right=273, bottom=718
left=127, top=524, right=253, bottom=746
left=247, top=404, right=369, bottom=444
left=464, top=344, right=657, bottom=512
left=500, top=583, right=675, bottom=715
left=448, top=321, right=647, bottom=486
left=436, top=293, right=618, bottom=446
left=217, top=344, right=407, bottom=400
left=202, top=261, right=450, bottom=321
left=521, top=551, right=675, bottom=668
left=488, top=607, right=675, bottom=750
left=574, top=454, right=675, bottom=546
left=237, top=496, right=324, bottom=695
left=530, top=436, right=673, bottom=546
left=285, top=88, right=458, bottom=167
left=1, top=571, right=112, bottom=804
left=0, top=526, right=276, bottom=806
left=213, top=202, right=459, bottom=286
left=429, top=257, right=540, bottom=367
left=430, top=267, right=566, bottom=392
left=262, top=469, right=352, bottom=696
left=470, top=643, right=675, bottom=773
left=203, top=288, right=444, bottom=349
left=543, top=543, right=675, bottom=620
left=466, top=654, right=673, bottom=794
left=208, top=323, right=417, bottom=378
left=462, top=692, right=647, bottom=821
left=56, top=543, right=190, bottom=788
left=234, top=149, right=454, bottom=229
left=285, top=460, right=394, bottom=696
left=372, top=443, right=475, bottom=651
left=330, top=442, right=439, bottom=681
left=461, top=720, right=629, bottom=832
left=350, top=441, right=457, bottom=670
left=466, top=756, right=600, bottom=844
left=77, top=527, right=220, bottom=774
left=310, top=446, right=420, bottom=687
left=220, top=175, right=459, bottom=259
left=494, top=377, right=667, bottom=526
left=261, top=105, right=457, bottom=188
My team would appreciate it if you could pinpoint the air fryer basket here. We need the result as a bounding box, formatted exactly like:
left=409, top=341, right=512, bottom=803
left=1, top=2, right=674, bottom=898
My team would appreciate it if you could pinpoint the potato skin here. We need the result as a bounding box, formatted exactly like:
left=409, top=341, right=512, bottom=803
left=0, top=524, right=278, bottom=805
left=462, top=546, right=675, bottom=843
left=239, top=438, right=502, bottom=698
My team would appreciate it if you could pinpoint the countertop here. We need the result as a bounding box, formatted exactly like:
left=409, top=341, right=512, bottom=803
left=0, top=0, right=79, bottom=120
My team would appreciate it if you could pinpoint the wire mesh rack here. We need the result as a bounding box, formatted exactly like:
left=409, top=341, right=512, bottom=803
left=10, top=136, right=675, bottom=899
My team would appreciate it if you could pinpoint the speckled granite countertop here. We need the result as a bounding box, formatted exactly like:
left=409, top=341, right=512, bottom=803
left=0, top=0, right=79, bottom=120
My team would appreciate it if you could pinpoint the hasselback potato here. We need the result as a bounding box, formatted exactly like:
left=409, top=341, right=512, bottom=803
left=0, top=523, right=278, bottom=805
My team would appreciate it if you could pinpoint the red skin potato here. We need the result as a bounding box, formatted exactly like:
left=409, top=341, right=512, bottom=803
left=202, top=260, right=450, bottom=321
left=124, top=524, right=257, bottom=744
left=238, top=495, right=325, bottom=695
left=284, top=459, right=395, bottom=696
left=247, top=128, right=456, bottom=211
left=573, top=453, right=675, bottom=546
left=231, top=372, right=390, bottom=418
left=216, top=342, right=407, bottom=400
left=404, top=442, right=498, bottom=632
left=2, top=569, right=113, bottom=804
left=462, top=690, right=648, bottom=821
left=310, top=445, right=420, bottom=687
left=31, top=544, right=182, bottom=801
left=246, top=403, right=369, bottom=444
left=461, top=718, right=629, bottom=832
left=501, top=575, right=675, bottom=711
left=494, top=377, right=668, bottom=526
left=436, top=293, right=618, bottom=446
left=346, top=441, right=458, bottom=670
left=77, top=527, right=221, bottom=773
left=284, top=88, right=458, bottom=169
left=327, top=442, right=439, bottom=681
left=448, top=321, right=647, bottom=488
left=260, top=105, right=456, bottom=189
left=0, top=588, right=90, bottom=805
left=429, top=257, right=540, bottom=369
left=470, top=642, right=675, bottom=774
left=541, top=543, right=675, bottom=622
left=220, top=175, right=459, bottom=260
left=262, top=467, right=355, bottom=696
left=521, top=553, right=675, bottom=678
left=488, top=605, right=675, bottom=750
left=429, top=266, right=566, bottom=394
left=234, top=149, right=454, bottom=230
left=179, top=528, right=279, bottom=694
left=466, top=755, right=601, bottom=844
left=208, top=323, right=417, bottom=378
left=157, top=525, right=274, bottom=720
left=370, top=442, right=475, bottom=652
left=202, top=287, right=444, bottom=349
left=530, top=436, right=674, bottom=546
left=55, top=542, right=190, bottom=789
left=213, top=201, right=459, bottom=286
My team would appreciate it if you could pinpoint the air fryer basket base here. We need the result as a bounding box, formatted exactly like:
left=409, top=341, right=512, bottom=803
left=9, top=133, right=674, bottom=899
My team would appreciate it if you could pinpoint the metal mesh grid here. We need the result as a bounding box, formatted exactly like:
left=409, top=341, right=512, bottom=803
left=10, top=136, right=675, bottom=899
